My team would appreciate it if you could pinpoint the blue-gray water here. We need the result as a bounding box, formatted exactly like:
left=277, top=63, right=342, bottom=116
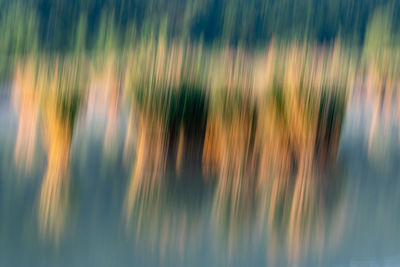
left=1, top=93, right=400, bottom=267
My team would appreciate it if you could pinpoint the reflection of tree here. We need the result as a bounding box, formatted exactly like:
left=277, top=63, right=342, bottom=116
left=119, top=42, right=352, bottom=264
left=202, top=91, right=257, bottom=255
left=39, top=95, right=73, bottom=242
left=13, top=57, right=84, bottom=242
left=123, top=105, right=206, bottom=261
left=124, top=92, right=347, bottom=262
left=201, top=44, right=349, bottom=263
left=39, top=59, right=83, bottom=243
left=123, top=79, right=172, bottom=220
left=203, top=88, right=347, bottom=262
left=123, top=77, right=211, bottom=260
left=124, top=108, right=168, bottom=221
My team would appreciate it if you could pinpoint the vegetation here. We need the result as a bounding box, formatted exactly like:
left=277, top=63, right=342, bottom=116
left=0, top=0, right=400, bottom=52
left=7, top=0, right=400, bottom=251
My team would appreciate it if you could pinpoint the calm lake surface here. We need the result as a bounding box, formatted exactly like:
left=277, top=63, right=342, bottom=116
left=1, top=90, right=400, bottom=267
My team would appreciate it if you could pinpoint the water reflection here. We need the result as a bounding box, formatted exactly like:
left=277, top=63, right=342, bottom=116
left=7, top=41, right=400, bottom=266
left=13, top=56, right=85, bottom=242
left=88, top=54, right=122, bottom=155
left=13, top=58, right=40, bottom=172
left=118, top=42, right=350, bottom=265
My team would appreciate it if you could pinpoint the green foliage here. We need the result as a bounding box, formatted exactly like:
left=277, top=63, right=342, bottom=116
left=72, top=14, right=88, bottom=56
left=0, top=0, right=399, bottom=55
left=363, top=7, right=394, bottom=64
left=0, top=3, right=39, bottom=55
left=362, top=5, right=400, bottom=78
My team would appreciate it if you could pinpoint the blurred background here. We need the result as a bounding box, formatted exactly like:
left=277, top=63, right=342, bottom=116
left=1, top=0, right=400, bottom=266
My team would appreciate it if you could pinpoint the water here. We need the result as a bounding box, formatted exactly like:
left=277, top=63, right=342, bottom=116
left=1, top=88, right=400, bottom=267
